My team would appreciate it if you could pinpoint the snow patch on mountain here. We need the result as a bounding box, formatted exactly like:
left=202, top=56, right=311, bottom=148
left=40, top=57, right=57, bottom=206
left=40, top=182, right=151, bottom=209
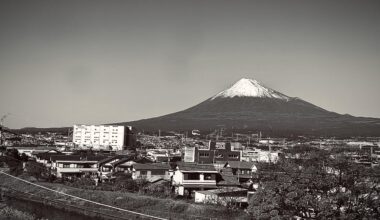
left=211, top=78, right=290, bottom=100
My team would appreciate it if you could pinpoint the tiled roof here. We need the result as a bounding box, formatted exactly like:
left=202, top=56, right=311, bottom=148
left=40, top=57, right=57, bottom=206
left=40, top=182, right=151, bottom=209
left=50, top=155, right=81, bottom=162
left=112, top=157, right=133, bottom=166
left=225, top=161, right=256, bottom=170
left=98, top=155, right=127, bottom=165
left=133, top=163, right=171, bottom=170
left=50, top=155, right=107, bottom=162
left=35, top=152, right=63, bottom=160
left=176, top=162, right=217, bottom=172
left=217, top=168, right=240, bottom=186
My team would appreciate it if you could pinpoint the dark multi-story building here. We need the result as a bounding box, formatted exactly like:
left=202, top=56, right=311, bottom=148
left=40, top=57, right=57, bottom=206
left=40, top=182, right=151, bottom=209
left=184, top=141, right=241, bottom=164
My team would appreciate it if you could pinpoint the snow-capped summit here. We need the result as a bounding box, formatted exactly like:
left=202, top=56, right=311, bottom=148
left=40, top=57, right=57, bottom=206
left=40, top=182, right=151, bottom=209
left=211, top=78, right=289, bottom=100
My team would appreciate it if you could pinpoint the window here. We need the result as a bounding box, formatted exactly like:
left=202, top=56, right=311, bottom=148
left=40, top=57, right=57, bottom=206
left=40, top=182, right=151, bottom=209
left=184, top=173, right=200, bottom=180
left=199, top=152, right=209, bottom=157
left=240, top=169, right=251, bottom=175
left=228, top=154, right=239, bottom=158
left=63, top=164, right=70, bottom=168
left=140, top=170, right=147, bottom=175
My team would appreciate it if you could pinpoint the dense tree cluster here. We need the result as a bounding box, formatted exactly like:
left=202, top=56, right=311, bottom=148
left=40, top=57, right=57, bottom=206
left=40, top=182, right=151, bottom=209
left=248, top=148, right=380, bottom=219
left=0, top=149, right=27, bottom=175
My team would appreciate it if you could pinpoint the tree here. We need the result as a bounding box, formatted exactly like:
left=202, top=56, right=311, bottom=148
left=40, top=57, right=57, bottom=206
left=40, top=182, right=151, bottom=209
left=248, top=149, right=380, bottom=219
left=25, top=161, right=49, bottom=181
left=3, top=149, right=23, bottom=175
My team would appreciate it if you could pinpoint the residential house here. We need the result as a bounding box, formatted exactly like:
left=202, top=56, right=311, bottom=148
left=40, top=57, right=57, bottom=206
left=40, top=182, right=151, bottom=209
left=51, top=155, right=107, bottom=179
left=97, top=155, right=128, bottom=180
left=172, top=163, right=218, bottom=196
left=224, top=161, right=257, bottom=182
left=132, top=163, right=171, bottom=182
left=113, top=157, right=152, bottom=173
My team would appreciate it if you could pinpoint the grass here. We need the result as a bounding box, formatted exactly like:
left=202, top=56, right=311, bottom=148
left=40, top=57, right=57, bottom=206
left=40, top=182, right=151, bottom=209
left=1, top=173, right=251, bottom=220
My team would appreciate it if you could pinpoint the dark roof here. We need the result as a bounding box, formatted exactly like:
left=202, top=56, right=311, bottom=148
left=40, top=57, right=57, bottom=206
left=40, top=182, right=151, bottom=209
left=112, top=157, right=133, bottom=167
left=111, top=156, right=155, bottom=167
left=176, top=162, right=217, bottom=172
left=35, top=152, right=63, bottom=160
left=217, top=168, right=240, bottom=186
left=86, top=156, right=109, bottom=161
left=50, top=155, right=107, bottom=162
left=225, top=161, right=256, bottom=170
left=98, top=155, right=127, bottom=165
left=50, top=155, right=81, bottom=162
left=133, top=163, right=171, bottom=170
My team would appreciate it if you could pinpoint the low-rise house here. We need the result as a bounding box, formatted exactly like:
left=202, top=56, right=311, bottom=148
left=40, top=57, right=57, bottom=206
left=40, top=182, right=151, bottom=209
left=172, top=163, right=218, bottom=196
left=194, top=187, right=248, bottom=207
left=51, top=155, right=107, bottom=179
left=132, top=163, right=171, bottom=182
left=113, top=158, right=135, bottom=173
left=113, top=157, right=153, bottom=173
left=224, top=161, right=257, bottom=182
left=98, top=155, right=128, bottom=180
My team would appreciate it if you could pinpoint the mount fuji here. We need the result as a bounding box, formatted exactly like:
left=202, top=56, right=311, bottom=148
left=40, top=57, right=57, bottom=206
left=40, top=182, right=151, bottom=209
left=118, top=78, right=380, bottom=137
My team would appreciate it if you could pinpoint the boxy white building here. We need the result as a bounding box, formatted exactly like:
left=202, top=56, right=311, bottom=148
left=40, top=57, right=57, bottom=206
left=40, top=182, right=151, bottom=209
left=73, top=125, right=126, bottom=151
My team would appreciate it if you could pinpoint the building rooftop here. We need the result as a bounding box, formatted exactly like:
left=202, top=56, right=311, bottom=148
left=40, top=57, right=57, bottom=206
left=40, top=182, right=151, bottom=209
left=133, top=163, right=171, bottom=170
left=176, top=162, right=217, bottom=172
left=225, top=161, right=257, bottom=170
left=50, top=155, right=108, bottom=162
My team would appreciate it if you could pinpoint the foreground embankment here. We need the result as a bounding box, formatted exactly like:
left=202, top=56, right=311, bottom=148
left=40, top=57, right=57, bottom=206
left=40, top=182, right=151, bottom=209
left=0, top=173, right=250, bottom=220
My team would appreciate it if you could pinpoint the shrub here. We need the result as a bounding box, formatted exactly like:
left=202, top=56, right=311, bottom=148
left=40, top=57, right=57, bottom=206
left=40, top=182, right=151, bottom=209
left=0, top=207, right=36, bottom=220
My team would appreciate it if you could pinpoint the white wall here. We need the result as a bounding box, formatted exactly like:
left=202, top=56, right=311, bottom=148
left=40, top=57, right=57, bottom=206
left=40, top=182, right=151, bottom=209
left=73, top=125, right=125, bottom=150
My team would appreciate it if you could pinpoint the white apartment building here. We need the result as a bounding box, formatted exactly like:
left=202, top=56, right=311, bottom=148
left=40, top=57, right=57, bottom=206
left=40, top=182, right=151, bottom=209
left=73, top=125, right=125, bottom=151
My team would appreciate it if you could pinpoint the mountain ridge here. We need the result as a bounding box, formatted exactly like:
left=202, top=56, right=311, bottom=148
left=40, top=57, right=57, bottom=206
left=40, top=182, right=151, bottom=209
left=117, top=78, right=380, bottom=137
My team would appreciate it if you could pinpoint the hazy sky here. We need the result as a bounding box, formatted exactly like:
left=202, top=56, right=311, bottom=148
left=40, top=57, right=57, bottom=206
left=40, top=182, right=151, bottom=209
left=1, top=0, right=379, bottom=129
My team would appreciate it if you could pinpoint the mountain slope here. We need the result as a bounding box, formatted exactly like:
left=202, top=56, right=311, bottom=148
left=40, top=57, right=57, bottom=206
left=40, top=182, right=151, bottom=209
left=117, top=78, right=380, bottom=137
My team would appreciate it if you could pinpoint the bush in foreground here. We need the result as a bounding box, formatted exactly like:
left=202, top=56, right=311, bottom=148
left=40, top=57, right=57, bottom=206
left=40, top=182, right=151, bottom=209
left=0, top=207, right=37, bottom=220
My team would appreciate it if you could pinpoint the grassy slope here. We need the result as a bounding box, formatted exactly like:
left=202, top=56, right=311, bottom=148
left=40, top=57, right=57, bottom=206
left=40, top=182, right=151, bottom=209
left=1, top=174, right=250, bottom=220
